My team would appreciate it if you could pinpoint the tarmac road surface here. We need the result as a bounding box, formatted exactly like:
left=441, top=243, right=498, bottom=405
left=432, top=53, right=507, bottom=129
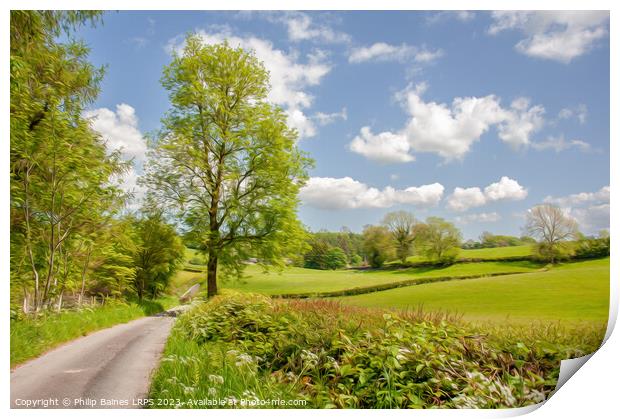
left=11, top=315, right=175, bottom=409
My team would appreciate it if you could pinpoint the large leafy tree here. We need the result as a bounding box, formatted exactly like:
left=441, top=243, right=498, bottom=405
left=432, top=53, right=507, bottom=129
left=382, top=211, right=417, bottom=264
left=143, top=35, right=311, bottom=297
left=362, top=225, right=394, bottom=268
left=416, top=217, right=462, bottom=263
left=10, top=11, right=127, bottom=311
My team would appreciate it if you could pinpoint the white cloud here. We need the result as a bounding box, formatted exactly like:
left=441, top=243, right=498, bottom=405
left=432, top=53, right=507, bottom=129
left=426, top=11, right=475, bottom=25
left=544, top=186, right=610, bottom=234
left=348, top=42, right=443, bottom=64
left=84, top=103, right=147, bottom=161
left=484, top=176, right=528, bottom=201
left=488, top=11, right=609, bottom=63
left=544, top=186, right=609, bottom=207
left=447, top=176, right=528, bottom=212
left=569, top=204, right=610, bottom=234
left=447, top=187, right=487, bottom=212
left=531, top=135, right=591, bottom=152
left=166, top=29, right=332, bottom=139
left=285, top=13, right=351, bottom=44
left=299, top=177, right=444, bottom=210
left=558, top=104, right=588, bottom=124
left=85, top=104, right=147, bottom=204
left=455, top=212, right=501, bottom=224
left=349, top=127, right=414, bottom=164
left=350, top=84, right=545, bottom=162
left=313, top=108, right=347, bottom=126
left=497, top=98, right=545, bottom=148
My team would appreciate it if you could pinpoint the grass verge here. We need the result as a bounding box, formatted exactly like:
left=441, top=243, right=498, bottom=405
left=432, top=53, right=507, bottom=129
left=10, top=296, right=178, bottom=367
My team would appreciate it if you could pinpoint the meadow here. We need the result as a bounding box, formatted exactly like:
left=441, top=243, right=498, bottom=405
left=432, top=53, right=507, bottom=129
left=337, top=258, right=609, bottom=324
left=172, top=260, right=542, bottom=296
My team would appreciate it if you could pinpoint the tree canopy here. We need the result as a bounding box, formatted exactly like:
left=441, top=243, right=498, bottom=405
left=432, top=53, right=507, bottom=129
left=143, top=35, right=312, bottom=296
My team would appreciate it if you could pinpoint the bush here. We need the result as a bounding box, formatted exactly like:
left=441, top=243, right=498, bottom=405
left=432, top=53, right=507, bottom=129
left=150, top=293, right=603, bottom=409
left=349, top=254, right=363, bottom=266
left=324, top=247, right=347, bottom=270
left=574, top=237, right=610, bottom=259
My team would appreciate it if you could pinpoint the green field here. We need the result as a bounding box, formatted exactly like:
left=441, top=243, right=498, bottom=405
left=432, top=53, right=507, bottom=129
left=405, top=244, right=534, bottom=263
left=337, top=258, right=609, bottom=324
left=171, top=260, right=542, bottom=296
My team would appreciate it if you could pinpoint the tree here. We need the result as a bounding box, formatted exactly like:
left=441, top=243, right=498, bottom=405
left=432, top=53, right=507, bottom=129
left=324, top=247, right=348, bottom=270
left=303, top=238, right=331, bottom=270
left=525, top=204, right=579, bottom=263
left=143, top=35, right=311, bottom=297
left=362, top=225, right=394, bottom=268
left=132, top=214, right=185, bottom=300
left=382, top=211, right=417, bottom=264
left=416, top=217, right=461, bottom=263
left=10, top=11, right=127, bottom=311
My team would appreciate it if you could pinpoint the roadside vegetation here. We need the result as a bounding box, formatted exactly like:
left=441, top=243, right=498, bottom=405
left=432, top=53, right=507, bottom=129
left=149, top=292, right=604, bottom=408
left=10, top=296, right=177, bottom=366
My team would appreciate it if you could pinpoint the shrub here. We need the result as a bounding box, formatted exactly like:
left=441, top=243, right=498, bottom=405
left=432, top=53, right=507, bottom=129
left=574, top=237, right=610, bottom=259
left=150, top=293, right=603, bottom=409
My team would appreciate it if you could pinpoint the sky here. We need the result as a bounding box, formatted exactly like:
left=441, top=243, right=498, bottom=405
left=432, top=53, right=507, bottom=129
left=75, top=10, right=610, bottom=239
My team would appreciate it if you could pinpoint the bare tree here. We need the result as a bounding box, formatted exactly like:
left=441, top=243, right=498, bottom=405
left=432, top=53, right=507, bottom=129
left=524, top=204, right=579, bottom=263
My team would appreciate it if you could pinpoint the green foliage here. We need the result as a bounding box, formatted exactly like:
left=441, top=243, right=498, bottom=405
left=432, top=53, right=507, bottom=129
left=382, top=211, right=417, bottom=263
left=362, top=225, right=394, bottom=268
left=415, top=217, right=461, bottom=263
left=10, top=296, right=177, bottom=366
left=324, top=247, right=348, bottom=270
left=132, top=214, right=185, bottom=299
left=150, top=293, right=603, bottom=408
left=303, top=238, right=348, bottom=270
left=142, top=35, right=312, bottom=297
left=349, top=253, right=363, bottom=267
left=10, top=10, right=129, bottom=312
left=574, top=236, right=610, bottom=259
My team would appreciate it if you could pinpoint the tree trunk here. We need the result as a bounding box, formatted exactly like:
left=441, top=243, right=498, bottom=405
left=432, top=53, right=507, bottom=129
left=206, top=249, right=218, bottom=298
left=78, top=248, right=91, bottom=306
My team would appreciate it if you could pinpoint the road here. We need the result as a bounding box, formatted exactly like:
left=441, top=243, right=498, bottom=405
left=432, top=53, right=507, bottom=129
left=11, top=315, right=175, bottom=409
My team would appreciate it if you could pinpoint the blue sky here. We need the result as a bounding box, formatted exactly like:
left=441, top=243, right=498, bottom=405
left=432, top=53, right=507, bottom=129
left=76, top=10, right=610, bottom=239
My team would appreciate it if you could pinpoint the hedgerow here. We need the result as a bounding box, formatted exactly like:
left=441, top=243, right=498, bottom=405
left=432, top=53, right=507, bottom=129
left=150, top=292, right=603, bottom=408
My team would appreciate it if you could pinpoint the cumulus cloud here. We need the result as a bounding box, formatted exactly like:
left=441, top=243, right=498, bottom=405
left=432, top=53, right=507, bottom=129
left=484, top=176, right=529, bottom=201
left=349, top=84, right=545, bottom=162
left=544, top=186, right=610, bottom=234
left=284, top=12, right=351, bottom=44
left=447, top=176, right=528, bottom=212
left=349, top=127, right=414, bottom=164
left=497, top=98, right=545, bottom=148
left=84, top=103, right=147, bottom=161
left=544, top=185, right=609, bottom=207
left=166, top=29, right=331, bottom=139
left=348, top=42, right=443, bottom=64
left=531, top=135, right=591, bottom=152
left=455, top=212, right=501, bottom=224
left=447, top=187, right=487, bottom=212
left=488, top=11, right=609, bottom=63
left=84, top=104, right=147, bottom=204
left=299, top=177, right=444, bottom=210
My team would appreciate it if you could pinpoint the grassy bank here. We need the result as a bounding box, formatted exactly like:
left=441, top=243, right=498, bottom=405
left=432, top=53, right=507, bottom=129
left=338, top=258, right=609, bottom=324
left=149, top=292, right=604, bottom=409
left=10, top=296, right=177, bottom=367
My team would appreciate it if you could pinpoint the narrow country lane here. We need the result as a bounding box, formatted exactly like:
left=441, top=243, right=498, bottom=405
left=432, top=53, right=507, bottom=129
left=11, top=315, right=175, bottom=409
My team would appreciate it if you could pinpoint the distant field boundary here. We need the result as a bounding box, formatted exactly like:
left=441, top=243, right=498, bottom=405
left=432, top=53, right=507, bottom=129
left=272, top=270, right=545, bottom=299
